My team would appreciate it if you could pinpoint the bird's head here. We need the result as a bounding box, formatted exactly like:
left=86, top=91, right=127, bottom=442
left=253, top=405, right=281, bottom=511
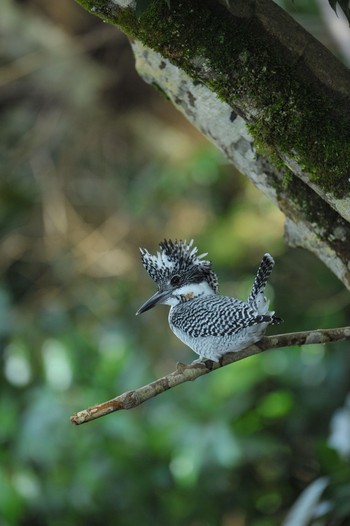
left=136, top=239, right=218, bottom=315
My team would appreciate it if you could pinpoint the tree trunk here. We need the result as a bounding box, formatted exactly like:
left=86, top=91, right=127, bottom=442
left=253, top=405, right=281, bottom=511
left=75, top=0, right=350, bottom=289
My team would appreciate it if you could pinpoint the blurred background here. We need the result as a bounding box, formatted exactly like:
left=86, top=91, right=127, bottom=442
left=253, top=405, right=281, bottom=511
left=1, top=0, right=350, bottom=525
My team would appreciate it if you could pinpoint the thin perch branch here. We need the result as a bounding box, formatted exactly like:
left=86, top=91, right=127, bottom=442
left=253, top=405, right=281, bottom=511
left=70, top=327, right=350, bottom=425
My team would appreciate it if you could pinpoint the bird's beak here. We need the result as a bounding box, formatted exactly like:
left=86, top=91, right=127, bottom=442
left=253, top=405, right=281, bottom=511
left=136, top=290, right=170, bottom=315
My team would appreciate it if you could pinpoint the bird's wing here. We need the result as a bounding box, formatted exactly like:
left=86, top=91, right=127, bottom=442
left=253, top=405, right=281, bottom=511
left=170, top=295, right=271, bottom=337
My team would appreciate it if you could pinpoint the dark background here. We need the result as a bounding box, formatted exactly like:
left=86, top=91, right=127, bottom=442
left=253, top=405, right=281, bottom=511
left=1, top=1, right=350, bottom=525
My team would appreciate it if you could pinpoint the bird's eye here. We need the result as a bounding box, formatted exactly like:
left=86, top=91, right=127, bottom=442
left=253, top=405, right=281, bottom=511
left=170, top=274, right=181, bottom=286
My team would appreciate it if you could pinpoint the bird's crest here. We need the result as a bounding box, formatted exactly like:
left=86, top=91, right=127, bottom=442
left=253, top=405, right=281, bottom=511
left=139, top=239, right=219, bottom=293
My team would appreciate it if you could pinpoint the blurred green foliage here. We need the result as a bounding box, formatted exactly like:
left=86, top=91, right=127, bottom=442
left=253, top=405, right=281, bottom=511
left=1, top=1, right=350, bottom=525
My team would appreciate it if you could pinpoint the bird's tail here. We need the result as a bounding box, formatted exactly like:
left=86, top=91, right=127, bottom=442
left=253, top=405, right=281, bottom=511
left=248, top=253, right=275, bottom=305
left=248, top=254, right=283, bottom=323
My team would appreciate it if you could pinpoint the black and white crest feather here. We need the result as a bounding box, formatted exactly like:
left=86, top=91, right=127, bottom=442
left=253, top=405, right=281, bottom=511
left=140, top=239, right=219, bottom=293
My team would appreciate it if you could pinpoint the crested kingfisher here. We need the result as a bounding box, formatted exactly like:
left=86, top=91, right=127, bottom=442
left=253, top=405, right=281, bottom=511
left=136, top=239, right=282, bottom=362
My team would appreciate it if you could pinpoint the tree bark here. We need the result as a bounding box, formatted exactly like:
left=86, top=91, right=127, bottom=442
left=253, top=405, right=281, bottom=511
left=74, top=0, right=350, bottom=289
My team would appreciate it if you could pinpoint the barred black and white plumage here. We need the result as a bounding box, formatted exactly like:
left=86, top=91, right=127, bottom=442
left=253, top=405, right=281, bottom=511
left=136, top=239, right=282, bottom=362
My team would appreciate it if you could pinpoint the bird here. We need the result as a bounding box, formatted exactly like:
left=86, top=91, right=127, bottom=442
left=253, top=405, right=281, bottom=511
left=136, top=239, right=282, bottom=362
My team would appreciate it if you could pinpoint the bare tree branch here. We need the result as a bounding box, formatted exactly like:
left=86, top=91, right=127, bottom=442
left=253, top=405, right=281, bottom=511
left=70, top=326, right=350, bottom=425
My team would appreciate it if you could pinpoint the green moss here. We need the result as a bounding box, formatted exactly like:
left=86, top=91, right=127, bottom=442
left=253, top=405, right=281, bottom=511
left=279, top=174, right=350, bottom=263
left=76, top=0, right=350, bottom=197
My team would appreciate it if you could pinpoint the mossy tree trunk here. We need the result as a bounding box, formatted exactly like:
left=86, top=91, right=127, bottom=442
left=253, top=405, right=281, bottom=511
left=75, top=0, right=350, bottom=290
